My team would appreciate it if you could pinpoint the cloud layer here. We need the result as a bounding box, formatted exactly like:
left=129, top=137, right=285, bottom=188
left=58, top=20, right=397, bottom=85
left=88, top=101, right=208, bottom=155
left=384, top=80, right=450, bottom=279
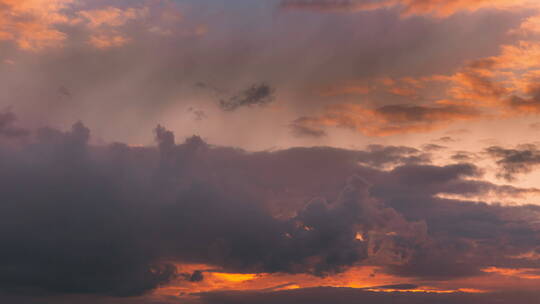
left=0, top=112, right=539, bottom=302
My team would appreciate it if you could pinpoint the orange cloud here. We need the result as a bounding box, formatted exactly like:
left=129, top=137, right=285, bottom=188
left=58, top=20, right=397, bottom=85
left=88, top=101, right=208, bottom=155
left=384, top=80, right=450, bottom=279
left=483, top=267, right=540, bottom=280
left=88, top=33, right=131, bottom=49
left=295, top=10, right=540, bottom=137
left=154, top=263, right=499, bottom=303
left=511, top=15, right=540, bottom=36
left=77, top=6, right=148, bottom=28
left=389, top=87, right=418, bottom=97
left=156, top=264, right=425, bottom=297
left=0, top=0, right=73, bottom=51
left=397, top=0, right=535, bottom=17
left=280, top=0, right=538, bottom=17
left=291, top=103, right=480, bottom=137
left=0, top=1, right=180, bottom=51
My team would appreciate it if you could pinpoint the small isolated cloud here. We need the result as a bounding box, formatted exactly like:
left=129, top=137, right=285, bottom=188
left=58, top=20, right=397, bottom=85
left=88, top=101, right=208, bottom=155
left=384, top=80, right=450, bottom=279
left=486, top=144, right=540, bottom=181
left=187, top=107, right=207, bottom=121
left=219, top=83, right=276, bottom=111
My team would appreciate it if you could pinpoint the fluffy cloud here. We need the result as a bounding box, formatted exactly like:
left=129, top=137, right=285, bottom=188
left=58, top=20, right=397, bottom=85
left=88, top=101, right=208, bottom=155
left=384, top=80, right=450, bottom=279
left=0, top=111, right=539, bottom=300
left=0, top=0, right=73, bottom=50
left=0, top=0, right=185, bottom=51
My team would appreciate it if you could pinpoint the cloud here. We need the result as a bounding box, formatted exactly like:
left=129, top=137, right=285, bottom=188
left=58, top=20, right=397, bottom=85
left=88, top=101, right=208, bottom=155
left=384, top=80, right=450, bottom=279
left=0, top=0, right=73, bottom=51
left=507, top=80, right=540, bottom=114
left=195, top=286, right=540, bottom=304
left=88, top=33, right=131, bottom=49
left=0, top=113, right=423, bottom=296
left=77, top=6, right=148, bottom=29
left=283, top=11, right=540, bottom=138
left=486, top=144, right=540, bottom=181
left=0, top=111, right=29, bottom=138
left=219, top=83, right=276, bottom=111
left=0, top=111, right=539, bottom=299
left=280, top=0, right=537, bottom=17
left=0, top=0, right=186, bottom=51
left=318, top=84, right=371, bottom=97
left=290, top=117, right=328, bottom=138
left=290, top=103, right=481, bottom=137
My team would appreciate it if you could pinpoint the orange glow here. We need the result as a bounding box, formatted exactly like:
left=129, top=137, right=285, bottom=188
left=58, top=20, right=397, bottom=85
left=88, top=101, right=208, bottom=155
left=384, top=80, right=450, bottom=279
left=154, top=264, right=498, bottom=299
left=211, top=272, right=260, bottom=283
left=483, top=267, right=540, bottom=280
left=0, top=0, right=73, bottom=50
left=293, top=102, right=480, bottom=137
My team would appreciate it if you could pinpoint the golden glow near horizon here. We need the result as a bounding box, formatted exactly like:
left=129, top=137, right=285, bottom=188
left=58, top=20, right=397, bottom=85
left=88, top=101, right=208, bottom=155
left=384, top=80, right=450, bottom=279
left=153, top=264, right=527, bottom=299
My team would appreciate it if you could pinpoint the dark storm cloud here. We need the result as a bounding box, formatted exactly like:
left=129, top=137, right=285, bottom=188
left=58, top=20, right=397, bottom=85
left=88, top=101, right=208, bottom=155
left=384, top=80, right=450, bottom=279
left=0, top=111, right=540, bottom=299
left=486, top=144, right=540, bottom=181
left=195, top=287, right=540, bottom=304
left=0, top=112, right=426, bottom=296
left=219, top=83, right=276, bottom=111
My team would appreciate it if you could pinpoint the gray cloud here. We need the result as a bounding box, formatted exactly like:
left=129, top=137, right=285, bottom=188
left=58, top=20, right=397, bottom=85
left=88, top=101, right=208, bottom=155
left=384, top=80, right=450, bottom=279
left=195, top=287, right=540, bottom=304
left=486, top=145, right=540, bottom=181
left=219, top=83, right=276, bottom=111
left=0, top=111, right=539, bottom=300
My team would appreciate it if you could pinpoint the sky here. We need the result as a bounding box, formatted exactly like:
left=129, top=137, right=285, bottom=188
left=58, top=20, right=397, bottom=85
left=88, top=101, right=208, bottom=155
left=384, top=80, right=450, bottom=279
left=1, top=0, right=540, bottom=303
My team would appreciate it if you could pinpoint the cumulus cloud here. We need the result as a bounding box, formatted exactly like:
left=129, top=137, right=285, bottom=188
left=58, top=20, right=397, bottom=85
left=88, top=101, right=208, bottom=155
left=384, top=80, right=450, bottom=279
left=0, top=111, right=538, bottom=301
left=0, top=112, right=425, bottom=296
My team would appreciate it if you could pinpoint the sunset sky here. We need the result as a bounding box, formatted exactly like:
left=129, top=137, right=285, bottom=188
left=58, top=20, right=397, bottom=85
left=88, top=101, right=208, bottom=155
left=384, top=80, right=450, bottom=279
left=1, top=0, right=540, bottom=303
